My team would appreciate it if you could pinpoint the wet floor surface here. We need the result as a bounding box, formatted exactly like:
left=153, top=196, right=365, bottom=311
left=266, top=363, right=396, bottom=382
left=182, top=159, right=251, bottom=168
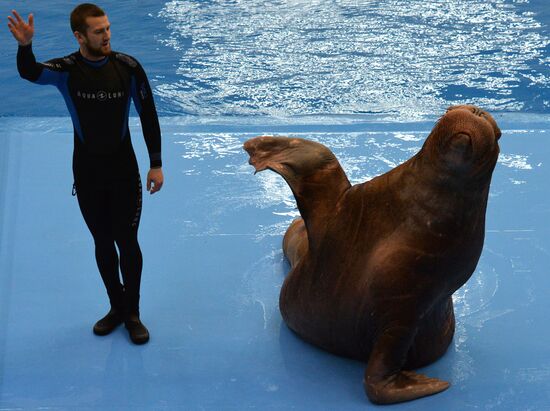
left=0, top=116, right=549, bottom=410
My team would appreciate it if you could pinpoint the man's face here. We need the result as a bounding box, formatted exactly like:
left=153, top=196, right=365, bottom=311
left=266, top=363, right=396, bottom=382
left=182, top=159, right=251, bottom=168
left=77, top=15, right=111, bottom=57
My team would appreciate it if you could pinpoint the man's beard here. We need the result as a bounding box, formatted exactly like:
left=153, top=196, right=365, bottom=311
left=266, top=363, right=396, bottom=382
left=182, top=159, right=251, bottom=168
left=84, top=41, right=111, bottom=57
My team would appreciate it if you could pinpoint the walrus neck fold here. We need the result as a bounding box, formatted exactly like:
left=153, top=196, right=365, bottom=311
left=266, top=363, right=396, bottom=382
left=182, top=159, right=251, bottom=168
left=413, top=145, right=497, bottom=192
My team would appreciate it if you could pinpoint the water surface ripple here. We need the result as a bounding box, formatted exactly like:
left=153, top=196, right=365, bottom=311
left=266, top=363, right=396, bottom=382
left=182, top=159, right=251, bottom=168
left=157, top=0, right=550, bottom=120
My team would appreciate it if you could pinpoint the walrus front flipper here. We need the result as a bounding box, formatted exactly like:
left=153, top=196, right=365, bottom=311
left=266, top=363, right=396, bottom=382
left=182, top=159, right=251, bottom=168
left=282, top=218, right=308, bottom=267
left=363, top=324, right=450, bottom=404
left=244, top=136, right=351, bottom=247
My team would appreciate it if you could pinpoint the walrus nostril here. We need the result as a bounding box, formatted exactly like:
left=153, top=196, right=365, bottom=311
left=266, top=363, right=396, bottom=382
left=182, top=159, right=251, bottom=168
left=470, top=107, right=483, bottom=116
left=446, top=105, right=485, bottom=117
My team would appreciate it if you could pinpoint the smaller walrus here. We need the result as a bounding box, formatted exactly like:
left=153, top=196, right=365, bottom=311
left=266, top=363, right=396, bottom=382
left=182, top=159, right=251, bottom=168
left=243, top=105, right=501, bottom=404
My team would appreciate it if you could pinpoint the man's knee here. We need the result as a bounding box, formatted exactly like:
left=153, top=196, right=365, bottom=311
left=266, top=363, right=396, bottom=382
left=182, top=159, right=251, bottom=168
left=114, top=235, right=140, bottom=253
left=93, top=235, right=116, bottom=251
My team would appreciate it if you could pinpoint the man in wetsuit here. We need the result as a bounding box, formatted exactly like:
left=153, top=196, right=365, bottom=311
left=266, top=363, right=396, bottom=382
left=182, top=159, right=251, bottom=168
left=8, top=4, right=164, bottom=344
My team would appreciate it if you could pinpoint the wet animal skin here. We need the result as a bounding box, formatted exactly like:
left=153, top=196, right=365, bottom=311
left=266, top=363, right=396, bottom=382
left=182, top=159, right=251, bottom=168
left=244, top=105, right=501, bottom=404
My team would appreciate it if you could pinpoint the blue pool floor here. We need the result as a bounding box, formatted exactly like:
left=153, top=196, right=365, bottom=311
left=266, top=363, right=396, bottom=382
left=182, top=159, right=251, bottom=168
left=0, top=116, right=549, bottom=410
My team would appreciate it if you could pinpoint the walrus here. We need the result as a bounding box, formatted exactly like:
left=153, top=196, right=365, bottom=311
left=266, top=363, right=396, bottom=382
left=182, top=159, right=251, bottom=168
left=243, top=105, right=501, bottom=404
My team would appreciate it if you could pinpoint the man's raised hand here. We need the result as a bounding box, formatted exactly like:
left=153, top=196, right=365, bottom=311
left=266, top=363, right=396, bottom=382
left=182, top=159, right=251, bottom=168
left=7, top=10, right=34, bottom=46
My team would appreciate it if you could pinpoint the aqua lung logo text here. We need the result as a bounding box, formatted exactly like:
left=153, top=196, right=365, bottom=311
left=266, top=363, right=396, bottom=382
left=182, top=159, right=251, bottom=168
left=97, top=91, right=107, bottom=101
left=43, top=62, right=62, bottom=70
left=77, top=90, right=125, bottom=100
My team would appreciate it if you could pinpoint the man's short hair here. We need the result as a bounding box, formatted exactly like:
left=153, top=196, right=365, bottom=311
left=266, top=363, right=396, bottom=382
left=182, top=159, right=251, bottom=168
left=70, top=3, right=105, bottom=34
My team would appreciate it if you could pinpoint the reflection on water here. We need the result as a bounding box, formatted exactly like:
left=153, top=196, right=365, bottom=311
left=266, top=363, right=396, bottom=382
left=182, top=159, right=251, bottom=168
left=452, top=259, right=505, bottom=327
left=157, top=0, right=550, bottom=119
left=238, top=249, right=286, bottom=330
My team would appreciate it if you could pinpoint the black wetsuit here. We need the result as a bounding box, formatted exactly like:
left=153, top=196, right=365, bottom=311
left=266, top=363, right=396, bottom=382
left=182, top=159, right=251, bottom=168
left=17, top=44, right=162, bottom=315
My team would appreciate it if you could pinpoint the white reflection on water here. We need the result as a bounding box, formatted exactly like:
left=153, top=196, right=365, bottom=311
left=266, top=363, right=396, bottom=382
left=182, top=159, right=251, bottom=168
left=175, top=133, right=243, bottom=159
left=452, top=264, right=505, bottom=328
left=238, top=249, right=285, bottom=329
left=498, top=153, right=533, bottom=170
left=157, top=0, right=550, bottom=119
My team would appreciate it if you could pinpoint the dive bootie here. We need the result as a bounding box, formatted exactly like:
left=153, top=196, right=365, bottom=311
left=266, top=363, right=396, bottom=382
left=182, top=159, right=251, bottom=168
left=93, top=308, right=123, bottom=335
left=125, top=314, right=150, bottom=344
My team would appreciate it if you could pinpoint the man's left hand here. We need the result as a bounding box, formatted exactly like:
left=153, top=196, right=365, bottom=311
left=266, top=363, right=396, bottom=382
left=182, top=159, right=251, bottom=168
left=147, top=167, right=164, bottom=194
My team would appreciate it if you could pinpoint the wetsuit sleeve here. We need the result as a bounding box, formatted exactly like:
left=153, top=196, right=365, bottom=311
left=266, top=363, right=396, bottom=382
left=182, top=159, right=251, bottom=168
left=17, top=43, right=66, bottom=86
left=131, top=63, right=162, bottom=169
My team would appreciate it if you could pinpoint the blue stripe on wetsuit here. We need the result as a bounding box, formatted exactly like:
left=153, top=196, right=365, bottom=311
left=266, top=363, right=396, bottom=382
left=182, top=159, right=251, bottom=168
left=131, top=75, right=143, bottom=115
left=121, top=75, right=140, bottom=140
left=123, top=75, right=148, bottom=141
left=80, top=56, right=109, bottom=68
left=36, top=68, right=84, bottom=142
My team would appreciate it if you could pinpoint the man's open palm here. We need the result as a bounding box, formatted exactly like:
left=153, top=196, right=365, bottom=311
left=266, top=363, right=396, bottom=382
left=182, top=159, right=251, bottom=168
left=7, top=10, right=34, bottom=46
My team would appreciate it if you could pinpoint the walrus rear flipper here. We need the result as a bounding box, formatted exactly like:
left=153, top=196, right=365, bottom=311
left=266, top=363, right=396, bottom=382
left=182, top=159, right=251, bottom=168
left=363, top=320, right=450, bottom=404
left=244, top=136, right=351, bottom=250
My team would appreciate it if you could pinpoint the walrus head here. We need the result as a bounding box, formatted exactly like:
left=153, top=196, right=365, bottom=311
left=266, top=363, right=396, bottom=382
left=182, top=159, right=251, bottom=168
left=421, top=105, right=501, bottom=179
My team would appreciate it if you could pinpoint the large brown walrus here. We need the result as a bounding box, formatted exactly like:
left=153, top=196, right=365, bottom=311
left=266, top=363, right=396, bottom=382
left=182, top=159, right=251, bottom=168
left=243, top=105, right=501, bottom=404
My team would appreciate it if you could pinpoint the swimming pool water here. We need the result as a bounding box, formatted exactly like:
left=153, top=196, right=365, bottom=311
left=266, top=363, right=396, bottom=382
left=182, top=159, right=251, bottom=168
left=1, top=0, right=550, bottom=120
